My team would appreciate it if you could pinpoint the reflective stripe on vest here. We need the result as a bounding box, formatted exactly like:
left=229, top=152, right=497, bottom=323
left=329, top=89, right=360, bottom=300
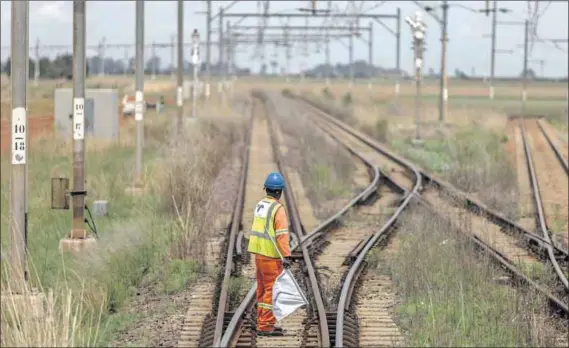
left=247, top=199, right=282, bottom=258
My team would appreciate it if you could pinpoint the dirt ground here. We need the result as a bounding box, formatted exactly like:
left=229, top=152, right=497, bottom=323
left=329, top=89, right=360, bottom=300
left=111, top=278, right=200, bottom=348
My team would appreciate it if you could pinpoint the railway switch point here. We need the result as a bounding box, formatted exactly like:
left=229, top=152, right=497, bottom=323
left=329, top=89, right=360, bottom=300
left=1, top=288, right=47, bottom=320
left=59, top=235, right=97, bottom=253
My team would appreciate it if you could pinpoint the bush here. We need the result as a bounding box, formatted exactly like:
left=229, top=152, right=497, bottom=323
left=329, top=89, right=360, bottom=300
left=360, top=119, right=389, bottom=143
left=342, top=92, right=353, bottom=107
left=161, top=117, right=246, bottom=264
left=321, top=87, right=334, bottom=100
left=391, top=128, right=519, bottom=219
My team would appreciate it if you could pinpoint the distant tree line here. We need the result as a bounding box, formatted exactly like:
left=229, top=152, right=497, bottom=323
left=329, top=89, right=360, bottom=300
left=1, top=54, right=248, bottom=79
left=2, top=55, right=565, bottom=81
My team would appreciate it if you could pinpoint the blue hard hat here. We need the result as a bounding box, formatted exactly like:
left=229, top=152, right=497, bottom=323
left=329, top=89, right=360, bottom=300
left=264, top=172, right=285, bottom=190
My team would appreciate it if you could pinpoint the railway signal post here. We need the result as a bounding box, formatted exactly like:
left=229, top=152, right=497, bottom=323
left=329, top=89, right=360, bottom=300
left=406, top=11, right=426, bottom=146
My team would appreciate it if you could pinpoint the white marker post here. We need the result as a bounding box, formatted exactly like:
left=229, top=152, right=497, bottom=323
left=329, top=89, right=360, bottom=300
left=177, top=86, right=183, bottom=107
left=12, top=107, right=27, bottom=165
left=73, top=98, right=85, bottom=140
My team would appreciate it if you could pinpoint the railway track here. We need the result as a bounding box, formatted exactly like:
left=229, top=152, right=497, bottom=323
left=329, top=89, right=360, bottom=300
left=272, top=93, right=418, bottom=347
left=518, top=117, right=568, bottom=290
left=200, top=92, right=326, bottom=348
left=289, top=94, right=569, bottom=346
left=188, top=91, right=568, bottom=348
left=216, top=90, right=412, bottom=347
left=178, top=99, right=253, bottom=348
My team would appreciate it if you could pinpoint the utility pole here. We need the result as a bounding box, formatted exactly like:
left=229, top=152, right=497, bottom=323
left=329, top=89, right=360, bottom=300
left=123, top=48, right=129, bottom=77
left=170, top=34, right=175, bottom=80
left=191, top=29, right=200, bottom=119
left=70, top=0, right=87, bottom=240
left=349, top=21, right=354, bottom=87
left=325, top=26, right=330, bottom=85
left=226, top=22, right=232, bottom=86
left=34, top=38, right=40, bottom=86
left=219, top=7, right=224, bottom=83
left=522, top=19, right=529, bottom=117
left=285, top=24, right=291, bottom=82
left=206, top=0, right=212, bottom=82
left=395, top=8, right=402, bottom=99
left=439, top=0, right=448, bottom=123
left=325, top=0, right=332, bottom=86
left=177, top=0, right=184, bottom=131
left=10, top=0, right=29, bottom=293
left=151, top=41, right=156, bottom=80
left=368, top=21, right=373, bottom=72
left=489, top=0, right=497, bottom=99
left=223, top=22, right=229, bottom=89
left=133, top=1, right=144, bottom=189
left=99, top=37, right=106, bottom=76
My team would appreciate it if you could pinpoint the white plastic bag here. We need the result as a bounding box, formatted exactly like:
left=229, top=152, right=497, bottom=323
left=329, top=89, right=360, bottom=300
left=272, top=268, right=308, bottom=322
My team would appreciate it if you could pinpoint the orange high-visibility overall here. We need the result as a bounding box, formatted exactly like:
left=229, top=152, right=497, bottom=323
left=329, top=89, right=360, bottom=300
left=251, top=197, right=291, bottom=332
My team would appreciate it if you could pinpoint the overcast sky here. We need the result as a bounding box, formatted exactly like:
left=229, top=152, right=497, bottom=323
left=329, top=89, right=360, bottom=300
left=1, top=1, right=567, bottom=77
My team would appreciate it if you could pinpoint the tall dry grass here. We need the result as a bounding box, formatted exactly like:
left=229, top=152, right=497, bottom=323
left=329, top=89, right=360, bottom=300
left=1, top=271, right=103, bottom=347
left=160, top=115, right=247, bottom=264
left=1, top=105, right=247, bottom=346
left=372, top=206, right=562, bottom=347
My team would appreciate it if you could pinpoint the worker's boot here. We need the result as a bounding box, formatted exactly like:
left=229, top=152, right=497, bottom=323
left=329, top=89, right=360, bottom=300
left=273, top=326, right=284, bottom=333
left=257, top=328, right=284, bottom=337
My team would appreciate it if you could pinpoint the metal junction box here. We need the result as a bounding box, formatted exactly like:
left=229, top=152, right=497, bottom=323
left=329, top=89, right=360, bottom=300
left=54, top=88, right=119, bottom=141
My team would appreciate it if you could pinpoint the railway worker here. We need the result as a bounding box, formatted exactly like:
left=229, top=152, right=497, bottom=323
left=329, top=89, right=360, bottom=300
left=247, top=171, right=292, bottom=337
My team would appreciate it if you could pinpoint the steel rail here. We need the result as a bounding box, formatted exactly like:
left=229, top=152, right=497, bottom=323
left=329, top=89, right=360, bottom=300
left=536, top=118, right=569, bottom=175
left=291, top=99, right=423, bottom=347
left=219, top=91, right=382, bottom=347
left=520, top=120, right=569, bottom=290
left=210, top=102, right=254, bottom=347
left=292, top=94, right=569, bottom=324
left=298, top=99, right=569, bottom=347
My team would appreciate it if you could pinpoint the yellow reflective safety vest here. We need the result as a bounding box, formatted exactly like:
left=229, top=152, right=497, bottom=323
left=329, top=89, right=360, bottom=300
left=247, top=198, right=283, bottom=259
